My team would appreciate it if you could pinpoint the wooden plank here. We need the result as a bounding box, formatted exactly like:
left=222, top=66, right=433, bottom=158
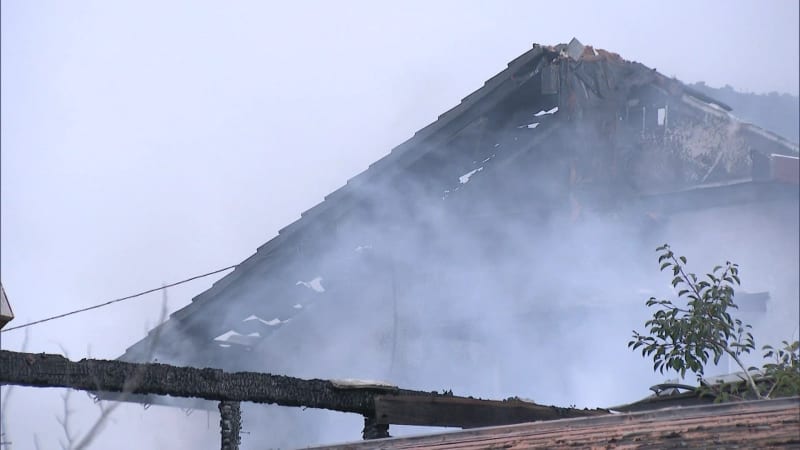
left=373, top=395, right=606, bottom=428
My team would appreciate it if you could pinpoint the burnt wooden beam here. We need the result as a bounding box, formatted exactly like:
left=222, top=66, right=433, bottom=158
left=0, top=350, right=609, bottom=433
left=0, top=350, right=405, bottom=416
left=373, top=395, right=606, bottom=428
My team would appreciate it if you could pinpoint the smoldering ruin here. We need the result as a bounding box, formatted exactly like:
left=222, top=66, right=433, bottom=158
left=7, top=38, right=798, bottom=448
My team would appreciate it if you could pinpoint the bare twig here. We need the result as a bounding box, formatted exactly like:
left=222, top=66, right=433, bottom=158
left=56, top=389, right=78, bottom=450
left=71, top=287, right=170, bottom=450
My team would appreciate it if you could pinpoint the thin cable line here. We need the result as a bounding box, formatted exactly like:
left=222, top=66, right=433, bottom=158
left=1, top=265, right=237, bottom=333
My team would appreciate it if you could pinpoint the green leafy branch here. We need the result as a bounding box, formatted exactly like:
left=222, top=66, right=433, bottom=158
left=762, top=340, right=800, bottom=398
left=628, top=244, right=762, bottom=398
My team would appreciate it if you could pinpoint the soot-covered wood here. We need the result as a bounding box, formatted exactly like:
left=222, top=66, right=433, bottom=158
left=374, top=395, right=606, bottom=428
left=0, top=350, right=396, bottom=415
left=0, top=350, right=610, bottom=428
left=218, top=401, right=241, bottom=450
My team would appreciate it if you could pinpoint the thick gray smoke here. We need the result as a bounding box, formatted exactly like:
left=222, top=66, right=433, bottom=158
left=2, top=2, right=798, bottom=446
left=163, top=124, right=798, bottom=448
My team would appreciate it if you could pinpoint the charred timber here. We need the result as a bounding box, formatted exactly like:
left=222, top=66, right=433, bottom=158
left=0, top=350, right=608, bottom=427
left=0, top=350, right=404, bottom=415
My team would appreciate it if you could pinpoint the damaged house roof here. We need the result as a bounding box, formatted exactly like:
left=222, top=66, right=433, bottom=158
left=119, top=38, right=799, bottom=390
left=309, top=397, right=800, bottom=449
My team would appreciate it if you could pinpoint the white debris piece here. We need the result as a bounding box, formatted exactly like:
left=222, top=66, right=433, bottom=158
left=459, top=167, right=483, bottom=184
left=218, top=344, right=231, bottom=348
left=534, top=106, right=559, bottom=117
left=494, top=143, right=500, bottom=147
left=331, top=379, right=398, bottom=390
left=293, top=303, right=303, bottom=309
left=526, top=122, right=540, bottom=129
left=243, top=315, right=285, bottom=326
left=214, top=330, right=242, bottom=342
left=297, top=276, right=325, bottom=292
left=248, top=332, right=260, bottom=337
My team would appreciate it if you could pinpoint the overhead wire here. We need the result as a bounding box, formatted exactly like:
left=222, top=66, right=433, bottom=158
left=1, top=264, right=237, bottom=333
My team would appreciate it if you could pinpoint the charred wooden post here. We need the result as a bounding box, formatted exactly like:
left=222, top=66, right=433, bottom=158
left=218, top=401, right=241, bottom=450
left=361, top=416, right=390, bottom=440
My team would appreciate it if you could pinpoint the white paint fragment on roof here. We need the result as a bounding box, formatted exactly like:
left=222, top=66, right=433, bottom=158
left=354, top=245, right=373, bottom=253
left=526, top=122, right=540, bottom=129
left=293, top=304, right=303, bottom=309
left=481, top=155, right=494, bottom=163
left=459, top=167, right=483, bottom=184
left=214, top=330, right=242, bottom=342
left=534, top=106, right=558, bottom=117
left=221, top=333, right=260, bottom=347
left=248, top=332, right=261, bottom=337
left=297, top=276, right=325, bottom=292
left=243, top=315, right=286, bottom=326
left=218, top=344, right=231, bottom=348
left=331, top=379, right=398, bottom=390
left=494, top=143, right=500, bottom=147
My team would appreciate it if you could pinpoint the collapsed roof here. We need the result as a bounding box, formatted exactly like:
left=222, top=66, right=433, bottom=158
left=120, top=38, right=799, bottom=369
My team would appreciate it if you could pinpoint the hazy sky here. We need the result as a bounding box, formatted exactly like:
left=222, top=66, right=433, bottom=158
left=1, top=1, right=798, bottom=448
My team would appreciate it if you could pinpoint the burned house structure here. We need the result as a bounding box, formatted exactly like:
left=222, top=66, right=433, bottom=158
left=119, top=39, right=799, bottom=446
